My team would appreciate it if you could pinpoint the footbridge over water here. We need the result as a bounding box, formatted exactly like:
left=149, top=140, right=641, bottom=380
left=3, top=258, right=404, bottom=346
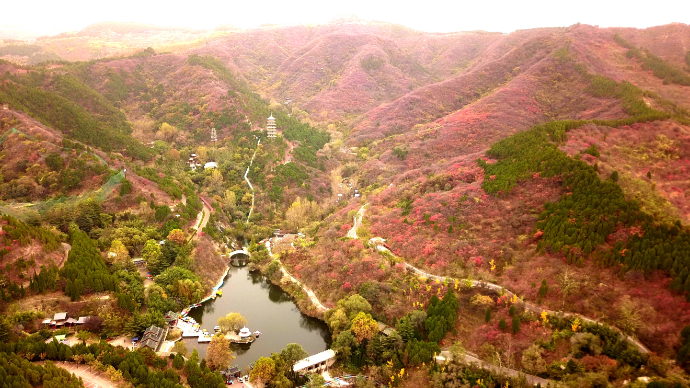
left=228, top=249, right=250, bottom=258
left=227, top=249, right=251, bottom=267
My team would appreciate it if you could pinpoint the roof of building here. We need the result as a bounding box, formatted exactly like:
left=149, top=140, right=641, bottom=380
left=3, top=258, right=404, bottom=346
left=54, top=312, right=67, bottom=321
left=42, top=318, right=52, bottom=324
left=204, top=162, right=218, bottom=169
left=221, top=366, right=241, bottom=376
left=268, top=113, right=274, bottom=120
left=293, top=349, right=336, bottom=372
left=77, top=316, right=90, bottom=324
left=140, top=325, right=166, bottom=351
left=143, top=325, right=165, bottom=337
left=164, top=311, right=178, bottom=321
left=140, top=338, right=160, bottom=350
left=376, top=321, right=396, bottom=336
left=66, top=318, right=78, bottom=324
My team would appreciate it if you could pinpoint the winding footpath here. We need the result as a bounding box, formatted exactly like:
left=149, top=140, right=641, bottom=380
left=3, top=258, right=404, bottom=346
left=245, top=138, right=260, bottom=223
left=265, top=240, right=328, bottom=314
left=436, top=351, right=554, bottom=387
left=346, top=203, right=369, bottom=239
left=400, top=258, right=649, bottom=355
left=352, top=205, right=650, bottom=355
left=342, top=203, right=650, bottom=386
left=280, top=264, right=329, bottom=313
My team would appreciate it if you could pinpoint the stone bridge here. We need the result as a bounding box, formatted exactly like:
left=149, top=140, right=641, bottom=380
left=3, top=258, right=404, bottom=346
left=228, top=249, right=250, bottom=258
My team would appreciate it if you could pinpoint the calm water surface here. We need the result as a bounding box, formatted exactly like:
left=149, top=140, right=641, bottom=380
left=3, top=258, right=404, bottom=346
left=184, top=261, right=331, bottom=369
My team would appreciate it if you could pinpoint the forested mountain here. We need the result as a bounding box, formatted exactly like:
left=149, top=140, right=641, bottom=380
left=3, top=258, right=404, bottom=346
left=0, top=19, right=689, bottom=388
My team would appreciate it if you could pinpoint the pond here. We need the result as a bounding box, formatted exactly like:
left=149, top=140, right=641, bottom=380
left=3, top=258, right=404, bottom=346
left=183, top=259, right=332, bottom=369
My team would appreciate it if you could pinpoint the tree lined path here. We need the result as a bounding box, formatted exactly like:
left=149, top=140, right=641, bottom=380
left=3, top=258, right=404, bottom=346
left=245, top=138, right=260, bottom=223
left=279, top=263, right=328, bottom=313
left=266, top=238, right=328, bottom=314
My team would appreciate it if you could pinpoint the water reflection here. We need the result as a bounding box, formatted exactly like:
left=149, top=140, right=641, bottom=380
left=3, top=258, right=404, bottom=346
left=268, top=286, right=292, bottom=303
left=183, top=265, right=331, bottom=368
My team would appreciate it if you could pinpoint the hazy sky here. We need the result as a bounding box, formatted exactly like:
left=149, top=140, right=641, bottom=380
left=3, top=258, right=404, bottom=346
left=4, top=0, right=689, bottom=36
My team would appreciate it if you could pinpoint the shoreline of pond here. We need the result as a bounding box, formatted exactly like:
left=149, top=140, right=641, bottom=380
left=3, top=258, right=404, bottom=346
left=182, top=260, right=331, bottom=368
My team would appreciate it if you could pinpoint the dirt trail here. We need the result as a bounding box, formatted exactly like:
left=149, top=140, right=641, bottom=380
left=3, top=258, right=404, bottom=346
left=190, top=198, right=212, bottom=242
left=59, top=242, right=71, bottom=267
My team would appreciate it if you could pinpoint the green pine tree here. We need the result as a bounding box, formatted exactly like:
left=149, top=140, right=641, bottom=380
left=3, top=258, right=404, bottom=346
left=512, top=316, right=521, bottom=334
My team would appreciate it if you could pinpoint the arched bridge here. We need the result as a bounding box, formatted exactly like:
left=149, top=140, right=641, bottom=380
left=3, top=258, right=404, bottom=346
left=229, top=249, right=250, bottom=258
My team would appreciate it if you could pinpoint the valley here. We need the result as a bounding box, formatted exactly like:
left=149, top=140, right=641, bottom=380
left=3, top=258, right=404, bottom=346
left=1, top=18, right=690, bottom=388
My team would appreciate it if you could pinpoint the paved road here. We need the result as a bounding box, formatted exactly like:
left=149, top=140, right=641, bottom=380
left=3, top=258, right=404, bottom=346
left=346, top=203, right=368, bottom=239
left=244, top=138, right=260, bottom=223
left=402, top=262, right=649, bottom=354
left=266, top=238, right=328, bottom=314
left=348, top=207, right=650, bottom=355
left=436, top=351, right=554, bottom=387
left=279, top=265, right=328, bottom=313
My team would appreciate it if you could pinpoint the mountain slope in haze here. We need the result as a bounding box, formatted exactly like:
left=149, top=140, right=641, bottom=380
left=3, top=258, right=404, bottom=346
left=0, top=22, right=230, bottom=64
left=193, top=21, right=506, bottom=122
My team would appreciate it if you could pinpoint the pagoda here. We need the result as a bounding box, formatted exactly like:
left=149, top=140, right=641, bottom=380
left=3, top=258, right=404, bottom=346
left=266, top=113, right=277, bottom=138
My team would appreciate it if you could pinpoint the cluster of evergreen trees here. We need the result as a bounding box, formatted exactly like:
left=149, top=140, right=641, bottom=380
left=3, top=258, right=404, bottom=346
left=136, top=167, right=183, bottom=199
left=0, top=281, right=25, bottom=303
left=332, top=290, right=459, bottom=370
left=479, top=116, right=690, bottom=294
left=0, top=69, right=151, bottom=159
left=282, top=118, right=331, bottom=168
left=29, top=265, right=59, bottom=294
left=0, top=352, right=84, bottom=388
left=60, top=229, right=119, bottom=301
left=0, top=332, right=225, bottom=388
left=0, top=215, right=62, bottom=304
left=269, top=163, right=310, bottom=201
left=0, top=214, right=62, bottom=253
left=425, top=291, right=460, bottom=343
left=677, top=326, right=690, bottom=372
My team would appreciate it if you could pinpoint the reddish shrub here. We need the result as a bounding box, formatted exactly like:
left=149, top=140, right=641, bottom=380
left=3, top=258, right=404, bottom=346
left=580, top=355, right=617, bottom=372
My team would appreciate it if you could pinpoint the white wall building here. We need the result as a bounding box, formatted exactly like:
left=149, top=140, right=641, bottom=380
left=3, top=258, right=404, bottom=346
left=293, top=349, right=336, bottom=374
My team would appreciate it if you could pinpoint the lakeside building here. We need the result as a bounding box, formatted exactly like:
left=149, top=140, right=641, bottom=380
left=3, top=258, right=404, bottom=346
left=140, top=325, right=167, bottom=352
left=293, top=349, right=336, bottom=374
